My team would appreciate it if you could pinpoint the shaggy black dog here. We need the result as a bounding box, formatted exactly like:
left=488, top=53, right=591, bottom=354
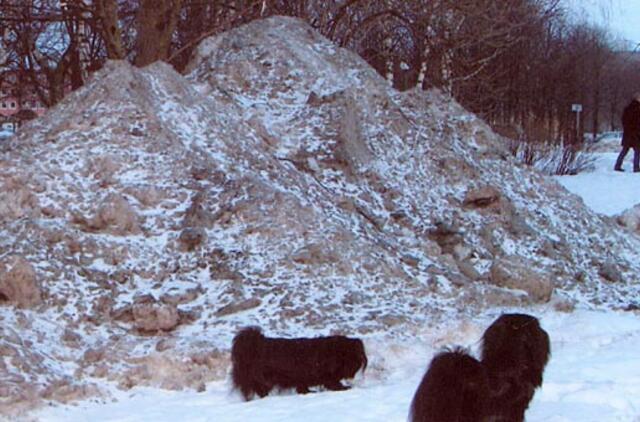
left=231, top=327, right=367, bottom=400
left=481, top=313, right=551, bottom=422
left=409, top=347, right=489, bottom=422
left=409, top=314, right=550, bottom=422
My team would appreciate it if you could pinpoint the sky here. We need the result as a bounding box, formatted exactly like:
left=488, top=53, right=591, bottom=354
left=565, top=0, right=640, bottom=48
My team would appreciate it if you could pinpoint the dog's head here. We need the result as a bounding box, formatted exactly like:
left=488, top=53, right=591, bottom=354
left=481, top=313, right=550, bottom=387
left=325, top=336, right=368, bottom=378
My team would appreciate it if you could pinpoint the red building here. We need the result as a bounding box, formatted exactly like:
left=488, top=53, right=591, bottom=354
left=0, top=76, right=47, bottom=133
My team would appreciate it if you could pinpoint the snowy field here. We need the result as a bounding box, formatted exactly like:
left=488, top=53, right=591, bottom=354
left=557, top=138, right=640, bottom=216
left=29, top=147, right=640, bottom=421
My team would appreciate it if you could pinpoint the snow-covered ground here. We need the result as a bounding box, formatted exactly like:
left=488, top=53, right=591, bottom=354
left=28, top=145, right=640, bottom=422
left=30, top=310, right=640, bottom=422
left=557, top=153, right=640, bottom=216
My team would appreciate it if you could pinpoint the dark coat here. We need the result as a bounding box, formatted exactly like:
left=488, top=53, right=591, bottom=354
left=622, top=99, right=640, bottom=148
left=231, top=327, right=367, bottom=400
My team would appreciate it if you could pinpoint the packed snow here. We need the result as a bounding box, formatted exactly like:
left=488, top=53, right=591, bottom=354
left=29, top=142, right=640, bottom=422
left=557, top=139, right=640, bottom=216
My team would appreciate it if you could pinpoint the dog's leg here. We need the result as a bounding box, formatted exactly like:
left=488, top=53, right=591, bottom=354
left=255, top=383, right=271, bottom=398
left=324, top=381, right=350, bottom=391
left=296, top=385, right=311, bottom=394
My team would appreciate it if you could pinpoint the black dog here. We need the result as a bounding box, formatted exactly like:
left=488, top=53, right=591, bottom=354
left=231, top=327, right=367, bottom=400
left=409, top=314, right=550, bottom=422
left=409, top=347, right=489, bottom=422
left=481, top=313, right=551, bottom=421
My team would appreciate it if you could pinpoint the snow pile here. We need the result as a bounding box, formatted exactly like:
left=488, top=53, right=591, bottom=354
left=186, top=16, right=640, bottom=306
left=2, top=16, right=640, bottom=416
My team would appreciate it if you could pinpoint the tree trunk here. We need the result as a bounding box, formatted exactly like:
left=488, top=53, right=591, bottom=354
left=95, top=0, right=126, bottom=60
left=134, top=0, right=183, bottom=67
left=64, top=9, right=85, bottom=90
left=69, top=41, right=84, bottom=89
left=592, top=85, right=600, bottom=138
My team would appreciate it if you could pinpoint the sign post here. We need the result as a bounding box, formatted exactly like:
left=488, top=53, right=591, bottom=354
left=572, top=103, right=582, bottom=143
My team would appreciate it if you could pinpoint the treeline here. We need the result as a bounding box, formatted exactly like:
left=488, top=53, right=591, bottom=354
left=1, top=0, right=639, bottom=142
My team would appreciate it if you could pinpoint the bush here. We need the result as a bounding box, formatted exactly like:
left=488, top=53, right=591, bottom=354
left=509, top=138, right=596, bottom=176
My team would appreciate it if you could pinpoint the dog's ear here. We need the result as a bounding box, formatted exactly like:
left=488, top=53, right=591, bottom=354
left=354, top=338, right=367, bottom=373
left=524, top=322, right=551, bottom=387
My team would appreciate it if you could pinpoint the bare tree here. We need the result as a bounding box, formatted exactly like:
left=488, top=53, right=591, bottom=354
left=94, top=0, right=125, bottom=60
left=1, top=0, right=638, bottom=138
left=133, top=0, right=182, bottom=67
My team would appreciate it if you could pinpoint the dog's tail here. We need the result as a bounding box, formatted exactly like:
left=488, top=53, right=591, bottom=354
left=231, top=326, right=264, bottom=400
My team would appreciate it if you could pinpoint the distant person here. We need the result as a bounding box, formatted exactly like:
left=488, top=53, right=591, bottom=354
left=614, top=93, right=640, bottom=172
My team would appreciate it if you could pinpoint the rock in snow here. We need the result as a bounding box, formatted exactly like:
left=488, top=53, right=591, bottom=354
left=1, top=15, right=640, bottom=415
left=0, top=255, right=42, bottom=308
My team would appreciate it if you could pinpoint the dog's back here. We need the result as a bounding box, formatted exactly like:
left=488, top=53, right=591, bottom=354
left=409, top=348, right=489, bottom=422
left=481, top=313, right=551, bottom=421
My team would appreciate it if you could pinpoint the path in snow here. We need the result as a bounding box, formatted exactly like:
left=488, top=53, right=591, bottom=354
left=556, top=142, right=640, bottom=216
left=33, top=310, right=640, bottom=422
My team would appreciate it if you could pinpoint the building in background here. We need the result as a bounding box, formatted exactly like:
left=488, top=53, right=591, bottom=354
left=0, top=71, right=48, bottom=135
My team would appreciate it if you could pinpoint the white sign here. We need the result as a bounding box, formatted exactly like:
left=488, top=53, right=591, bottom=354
left=572, top=103, right=583, bottom=112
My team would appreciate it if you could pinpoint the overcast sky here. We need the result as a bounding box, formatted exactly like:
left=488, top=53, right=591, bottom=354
left=565, top=0, right=640, bottom=48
